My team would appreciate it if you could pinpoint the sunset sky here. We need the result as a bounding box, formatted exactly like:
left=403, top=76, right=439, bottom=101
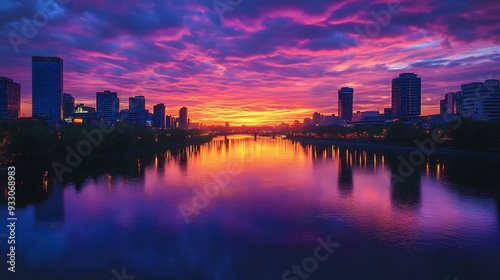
left=0, top=0, right=499, bottom=125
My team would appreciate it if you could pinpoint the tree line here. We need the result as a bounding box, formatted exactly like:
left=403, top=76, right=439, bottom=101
left=0, top=119, right=209, bottom=165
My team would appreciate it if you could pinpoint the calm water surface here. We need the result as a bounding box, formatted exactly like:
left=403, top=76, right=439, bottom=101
left=1, top=135, right=500, bottom=280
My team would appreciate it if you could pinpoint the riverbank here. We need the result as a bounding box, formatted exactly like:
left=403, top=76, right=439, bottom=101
left=1, top=135, right=214, bottom=170
left=286, top=136, right=500, bottom=159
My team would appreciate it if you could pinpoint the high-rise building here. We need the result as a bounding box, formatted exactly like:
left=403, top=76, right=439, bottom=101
left=455, top=91, right=463, bottom=115
left=165, top=115, right=174, bottom=129
left=445, top=92, right=456, bottom=114
left=440, top=92, right=458, bottom=115
left=126, top=96, right=146, bottom=125
left=32, top=56, right=63, bottom=122
left=179, top=107, right=188, bottom=129
left=153, top=103, right=165, bottom=128
left=338, top=87, right=353, bottom=121
left=460, top=79, right=500, bottom=121
left=129, top=96, right=145, bottom=112
left=96, top=90, right=119, bottom=124
left=0, top=77, right=21, bottom=121
left=391, top=73, right=421, bottom=118
left=439, top=99, right=447, bottom=114
left=383, top=108, right=392, bottom=120
left=63, top=93, right=74, bottom=118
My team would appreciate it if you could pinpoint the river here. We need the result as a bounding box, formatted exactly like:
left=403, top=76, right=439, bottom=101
left=1, top=135, right=500, bottom=279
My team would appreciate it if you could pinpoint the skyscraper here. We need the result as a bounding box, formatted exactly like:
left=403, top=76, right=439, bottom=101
left=460, top=79, right=500, bottom=121
left=63, top=93, right=75, bottom=118
left=338, top=87, right=353, bottom=121
left=391, top=73, right=421, bottom=118
left=445, top=92, right=456, bottom=114
left=179, top=107, right=188, bottom=129
left=455, top=91, right=463, bottom=116
left=96, top=90, right=119, bottom=124
left=165, top=115, right=174, bottom=129
left=153, top=103, right=165, bottom=128
left=129, top=96, right=145, bottom=112
left=32, top=56, right=63, bottom=121
left=127, top=96, right=146, bottom=125
left=0, top=77, right=21, bottom=121
left=439, top=99, right=447, bottom=114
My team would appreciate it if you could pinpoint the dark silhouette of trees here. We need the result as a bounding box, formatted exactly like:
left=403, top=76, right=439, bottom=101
left=0, top=121, right=211, bottom=165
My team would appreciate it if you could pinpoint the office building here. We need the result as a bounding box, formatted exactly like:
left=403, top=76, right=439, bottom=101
left=391, top=73, right=421, bottom=118
left=351, top=111, right=385, bottom=125
left=96, top=90, right=119, bottom=124
left=74, top=104, right=97, bottom=124
left=383, top=108, right=392, bottom=120
left=179, top=107, right=188, bottom=129
left=455, top=91, right=463, bottom=115
left=338, top=87, right=353, bottom=121
left=440, top=99, right=447, bottom=114
left=153, top=103, right=165, bottom=128
left=0, top=77, right=21, bottom=120
left=32, top=56, right=63, bottom=121
left=445, top=92, right=456, bottom=114
left=165, top=115, right=174, bottom=129
left=63, top=93, right=75, bottom=118
left=126, top=96, right=147, bottom=125
left=460, top=79, right=500, bottom=121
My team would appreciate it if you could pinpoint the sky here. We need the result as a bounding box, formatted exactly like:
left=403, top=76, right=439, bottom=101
left=0, top=0, right=499, bottom=126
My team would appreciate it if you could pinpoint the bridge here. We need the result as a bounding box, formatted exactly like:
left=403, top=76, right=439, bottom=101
left=211, top=131, right=284, bottom=140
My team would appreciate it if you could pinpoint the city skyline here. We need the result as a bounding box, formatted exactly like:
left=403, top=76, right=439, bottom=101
left=0, top=0, right=499, bottom=125
left=2, top=66, right=499, bottom=126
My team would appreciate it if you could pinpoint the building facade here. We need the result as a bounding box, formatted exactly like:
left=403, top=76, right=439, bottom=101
left=179, top=107, right=188, bottom=129
left=440, top=99, right=447, bottom=114
left=32, top=56, right=63, bottom=122
left=0, top=77, right=21, bottom=121
left=391, top=73, right=421, bottom=118
left=460, top=79, right=500, bottom=121
left=165, top=115, right=174, bottom=129
left=63, top=93, right=75, bottom=118
left=338, top=87, right=353, bottom=121
left=126, top=96, right=147, bottom=125
left=153, top=103, right=165, bottom=128
left=96, top=90, right=119, bottom=124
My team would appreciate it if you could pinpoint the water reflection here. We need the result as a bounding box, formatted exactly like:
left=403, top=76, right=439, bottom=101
left=1, top=135, right=499, bottom=280
left=3, top=137, right=499, bottom=214
left=338, top=148, right=353, bottom=196
left=387, top=155, right=422, bottom=211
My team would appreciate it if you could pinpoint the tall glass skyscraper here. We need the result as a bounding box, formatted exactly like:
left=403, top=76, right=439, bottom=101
left=179, top=107, right=188, bottom=129
left=126, top=96, right=146, bottom=125
left=96, top=90, right=119, bottom=124
left=338, top=87, right=353, bottom=121
left=391, top=73, right=421, bottom=118
left=32, top=56, right=63, bottom=121
left=0, top=77, right=21, bottom=121
left=153, top=103, right=165, bottom=128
